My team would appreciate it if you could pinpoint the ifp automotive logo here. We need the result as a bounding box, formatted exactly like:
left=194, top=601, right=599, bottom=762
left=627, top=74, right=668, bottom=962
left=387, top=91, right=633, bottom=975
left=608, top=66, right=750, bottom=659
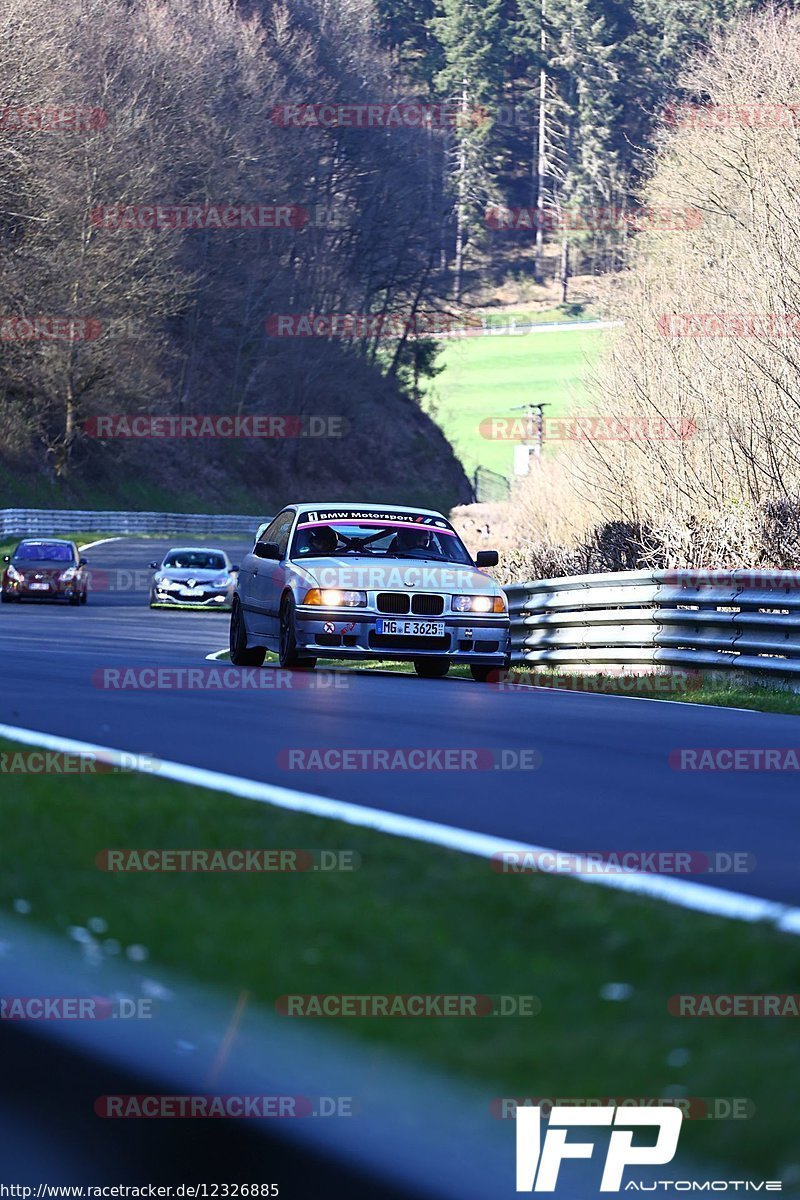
left=515, top=1105, right=683, bottom=1191
left=514, top=1106, right=783, bottom=1191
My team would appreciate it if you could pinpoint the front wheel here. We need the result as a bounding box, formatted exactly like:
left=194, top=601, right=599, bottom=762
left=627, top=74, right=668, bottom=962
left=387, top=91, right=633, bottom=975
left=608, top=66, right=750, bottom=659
left=279, top=595, right=316, bottom=669
left=471, top=664, right=501, bottom=682
left=69, top=593, right=81, bottom=606
left=229, top=598, right=266, bottom=667
left=414, top=657, right=450, bottom=678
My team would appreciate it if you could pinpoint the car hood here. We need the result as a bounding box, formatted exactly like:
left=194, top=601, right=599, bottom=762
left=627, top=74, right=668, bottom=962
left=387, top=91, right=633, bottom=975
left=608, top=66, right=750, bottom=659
left=295, top=556, right=502, bottom=594
left=11, top=560, right=75, bottom=574
left=158, top=568, right=228, bottom=581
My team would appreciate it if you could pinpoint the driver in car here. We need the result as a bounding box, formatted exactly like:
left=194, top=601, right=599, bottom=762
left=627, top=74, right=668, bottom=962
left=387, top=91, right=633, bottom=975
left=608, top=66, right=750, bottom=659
left=390, top=527, right=433, bottom=554
left=296, top=525, right=339, bottom=556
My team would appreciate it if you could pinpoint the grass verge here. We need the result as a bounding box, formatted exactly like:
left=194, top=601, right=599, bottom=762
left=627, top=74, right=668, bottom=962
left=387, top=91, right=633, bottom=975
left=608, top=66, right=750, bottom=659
left=422, top=322, right=605, bottom=478
left=1, top=735, right=798, bottom=1176
left=210, top=651, right=800, bottom=713
left=504, top=666, right=800, bottom=715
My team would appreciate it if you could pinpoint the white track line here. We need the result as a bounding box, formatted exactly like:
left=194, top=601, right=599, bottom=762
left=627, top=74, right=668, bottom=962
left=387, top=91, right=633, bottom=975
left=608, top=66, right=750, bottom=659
left=1, top=719, right=797, bottom=935
left=78, top=536, right=125, bottom=551
left=205, top=648, right=229, bottom=661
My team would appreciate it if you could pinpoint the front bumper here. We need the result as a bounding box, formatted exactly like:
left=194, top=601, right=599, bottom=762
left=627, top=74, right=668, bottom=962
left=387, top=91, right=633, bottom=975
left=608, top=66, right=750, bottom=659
left=295, top=607, right=510, bottom=663
left=151, top=588, right=232, bottom=609
left=2, top=581, right=80, bottom=601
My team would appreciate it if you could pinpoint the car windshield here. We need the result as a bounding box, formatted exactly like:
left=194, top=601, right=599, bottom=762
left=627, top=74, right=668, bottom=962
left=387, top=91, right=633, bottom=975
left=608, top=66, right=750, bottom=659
left=14, top=541, right=74, bottom=562
left=291, top=519, right=472, bottom=564
left=163, top=551, right=226, bottom=570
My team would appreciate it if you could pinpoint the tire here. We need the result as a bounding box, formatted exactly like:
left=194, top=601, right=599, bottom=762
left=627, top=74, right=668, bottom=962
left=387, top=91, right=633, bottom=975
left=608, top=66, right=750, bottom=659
left=414, top=657, right=450, bottom=678
left=69, top=593, right=81, bottom=606
left=471, top=664, right=501, bottom=683
left=279, top=594, right=316, bottom=670
left=0, top=591, right=9, bottom=604
left=229, top=598, right=266, bottom=667
left=81, top=589, right=88, bottom=605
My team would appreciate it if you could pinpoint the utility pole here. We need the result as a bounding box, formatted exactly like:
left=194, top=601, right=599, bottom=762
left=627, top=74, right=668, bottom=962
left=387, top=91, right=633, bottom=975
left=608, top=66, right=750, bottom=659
left=511, top=401, right=550, bottom=474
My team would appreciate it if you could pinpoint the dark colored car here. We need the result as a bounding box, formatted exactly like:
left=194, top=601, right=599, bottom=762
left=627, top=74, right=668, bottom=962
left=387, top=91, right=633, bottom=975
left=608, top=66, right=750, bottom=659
left=1, top=539, right=89, bottom=605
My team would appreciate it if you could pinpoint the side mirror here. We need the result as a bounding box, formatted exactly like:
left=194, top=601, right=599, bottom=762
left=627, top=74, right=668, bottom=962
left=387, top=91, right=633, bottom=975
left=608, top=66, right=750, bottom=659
left=79, top=557, right=88, bottom=566
left=2, top=555, right=9, bottom=563
left=476, top=550, right=499, bottom=568
left=254, top=542, right=281, bottom=561
left=230, top=564, right=239, bottom=573
left=149, top=561, right=159, bottom=570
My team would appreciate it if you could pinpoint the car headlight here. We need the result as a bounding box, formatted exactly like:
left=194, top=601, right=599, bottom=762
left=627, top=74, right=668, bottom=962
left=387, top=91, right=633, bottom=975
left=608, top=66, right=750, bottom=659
left=59, top=567, right=77, bottom=582
left=7, top=565, right=23, bottom=582
left=210, top=575, right=231, bottom=587
left=302, top=588, right=367, bottom=607
left=452, top=594, right=506, bottom=614
left=157, top=578, right=181, bottom=590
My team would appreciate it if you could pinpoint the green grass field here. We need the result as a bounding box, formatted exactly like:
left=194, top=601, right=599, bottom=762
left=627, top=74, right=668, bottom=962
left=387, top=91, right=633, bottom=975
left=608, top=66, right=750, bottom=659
left=2, top=735, right=799, bottom=1177
left=423, top=323, right=606, bottom=479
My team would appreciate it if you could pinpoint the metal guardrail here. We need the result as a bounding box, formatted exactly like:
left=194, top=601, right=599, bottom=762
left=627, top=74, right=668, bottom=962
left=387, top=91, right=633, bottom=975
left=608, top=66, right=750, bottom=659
left=505, top=568, right=800, bottom=678
left=0, top=508, right=265, bottom=538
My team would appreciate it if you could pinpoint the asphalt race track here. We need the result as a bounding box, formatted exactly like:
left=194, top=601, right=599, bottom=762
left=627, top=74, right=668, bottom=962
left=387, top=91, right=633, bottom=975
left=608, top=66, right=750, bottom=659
left=1, top=536, right=798, bottom=905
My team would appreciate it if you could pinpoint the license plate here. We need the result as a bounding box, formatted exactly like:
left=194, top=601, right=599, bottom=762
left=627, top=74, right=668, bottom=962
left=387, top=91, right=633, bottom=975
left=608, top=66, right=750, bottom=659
left=181, top=587, right=204, bottom=597
left=29, top=583, right=49, bottom=591
left=376, top=619, right=445, bottom=637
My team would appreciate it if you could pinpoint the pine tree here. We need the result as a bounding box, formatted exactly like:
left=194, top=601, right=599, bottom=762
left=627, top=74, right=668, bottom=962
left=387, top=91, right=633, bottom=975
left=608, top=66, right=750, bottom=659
left=429, top=0, right=506, bottom=299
